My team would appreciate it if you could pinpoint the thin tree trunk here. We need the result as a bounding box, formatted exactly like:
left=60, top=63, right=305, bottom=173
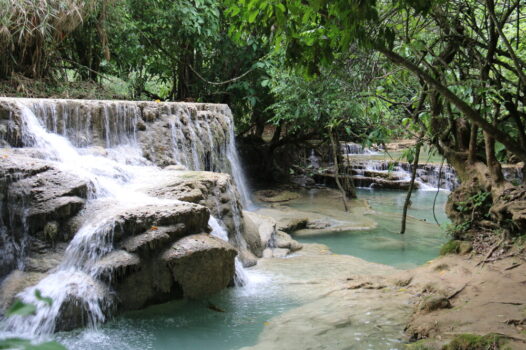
left=484, top=131, right=503, bottom=183
left=329, top=130, right=349, bottom=212
left=468, top=124, right=478, bottom=163
left=400, top=141, right=422, bottom=234
left=343, top=149, right=357, bottom=199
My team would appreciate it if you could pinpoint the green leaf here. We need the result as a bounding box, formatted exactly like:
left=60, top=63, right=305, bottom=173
left=229, top=6, right=240, bottom=17
left=34, top=290, right=52, bottom=306
left=0, top=338, right=67, bottom=350
left=26, top=341, right=67, bottom=350
left=248, top=10, right=258, bottom=23
left=6, top=300, right=37, bottom=317
left=412, top=39, right=426, bottom=51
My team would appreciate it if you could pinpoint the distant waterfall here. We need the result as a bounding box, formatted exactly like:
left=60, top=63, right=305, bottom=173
left=341, top=142, right=379, bottom=155
left=349, top=159, right=459, bottom=191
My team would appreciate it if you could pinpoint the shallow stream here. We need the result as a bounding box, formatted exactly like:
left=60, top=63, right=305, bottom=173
left=296, top=189, right=449, bottom=268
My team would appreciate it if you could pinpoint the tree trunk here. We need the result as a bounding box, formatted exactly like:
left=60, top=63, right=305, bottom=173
left=329, top=130, right=349, bottom=212
left=400, top=142, right=421, bottom=234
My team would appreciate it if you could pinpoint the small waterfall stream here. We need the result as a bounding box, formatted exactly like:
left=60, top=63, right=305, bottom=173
left=209, top=216, right=248, bottom=286
left=0, top=99, right=251, bottom=336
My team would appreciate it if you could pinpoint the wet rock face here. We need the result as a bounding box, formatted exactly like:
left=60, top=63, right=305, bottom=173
left=75, top=202, right=236, bottom=312
left=162, top=234, right=237, bottom=299
left=0, top=154, right=88, bottom=277
left=0, top=98, right=234, bottom=171
left=146, top=169, right=244, bottom=240
left=0, top=101, right=22, bottom=147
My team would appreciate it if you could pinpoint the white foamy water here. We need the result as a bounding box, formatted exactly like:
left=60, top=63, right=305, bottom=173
left=352, top=159, right=458, bottom=192
left=209, top=216, right=249, bottom=287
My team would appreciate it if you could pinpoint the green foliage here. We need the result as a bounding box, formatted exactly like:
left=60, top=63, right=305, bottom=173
left=0, top=338, right=66, bottom=350
left=442, top=333, right=504, bottom=350
left=5, top=300, right=37, bottom=317
left=0, top=292, right=65, bottom=350
left=0, top=0, right=107, bottom=79
left=445, top=222, right=471, bottom=237
left=454, top=191, right=492, bottom=218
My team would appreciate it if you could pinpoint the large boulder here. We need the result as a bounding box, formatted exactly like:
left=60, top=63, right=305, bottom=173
left=243, top=211, right=302, bottom=258
left=7, top=168, right=88, bottom=235
left=145, top=169, right=244, bottom=241
left=162, top=234, right=237, bottom=299
left=243, top=211, right=276, bottom=257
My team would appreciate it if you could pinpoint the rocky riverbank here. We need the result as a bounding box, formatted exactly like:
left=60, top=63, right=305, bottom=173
left=240, top=236, right=526, bottom=350
left=247, top=187, right=526, bottom=350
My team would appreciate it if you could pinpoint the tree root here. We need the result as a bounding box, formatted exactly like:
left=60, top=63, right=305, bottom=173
left=476, top=238, right=505, bottom=267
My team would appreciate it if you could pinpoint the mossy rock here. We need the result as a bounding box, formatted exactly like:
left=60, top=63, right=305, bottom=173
left=442, top=333, right=504, bottom=350
left=419, top=295, right=451, bottom=312
left=440, top=240, right=461, bottom=255
left=440, top=240, right=472, bottom=255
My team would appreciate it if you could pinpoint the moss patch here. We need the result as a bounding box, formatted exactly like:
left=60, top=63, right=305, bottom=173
left=439, top=240, right=472, bottom=255
left=440, top=240, right=462, bottom=255
left=442, top=333, right=504, bottom=350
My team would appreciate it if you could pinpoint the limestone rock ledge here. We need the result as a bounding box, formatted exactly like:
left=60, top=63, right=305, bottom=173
left=162, top=234, right=237, bottom=299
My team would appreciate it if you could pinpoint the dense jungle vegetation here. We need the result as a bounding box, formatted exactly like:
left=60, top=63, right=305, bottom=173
left=1, top=0, right=525, bottom=242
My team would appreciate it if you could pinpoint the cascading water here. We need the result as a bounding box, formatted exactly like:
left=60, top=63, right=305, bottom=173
left=209, top=216, right=248, bottom=286
left=6, top=104, right=182, bottom=335
left=341, top=142, right=379, bottom=155
left=0, top=98, right=252, bottom=336
left=348, top=159, right=459, bottom=191
left=164, top=106, right=252, bottom=207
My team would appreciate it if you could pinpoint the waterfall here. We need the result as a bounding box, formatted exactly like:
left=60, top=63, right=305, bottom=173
left=5, top=103, right=184, bottom=335
left=208, top=216, right=248, bottom=287
left=164, top=106, right=252, bottom=207
left=0, top=98, right=253, bottom=335
left=341, top=142, right=379, bottom=155
left=308, top=150, right=320, bottom=169
left=348, top=159, right=459, bottom=191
